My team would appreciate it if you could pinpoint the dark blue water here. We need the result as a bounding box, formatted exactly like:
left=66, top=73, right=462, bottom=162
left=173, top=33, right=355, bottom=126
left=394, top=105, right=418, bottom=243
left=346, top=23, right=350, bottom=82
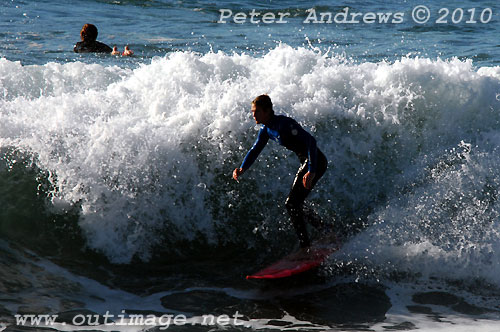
left=1, top=0, right=499, bottom=66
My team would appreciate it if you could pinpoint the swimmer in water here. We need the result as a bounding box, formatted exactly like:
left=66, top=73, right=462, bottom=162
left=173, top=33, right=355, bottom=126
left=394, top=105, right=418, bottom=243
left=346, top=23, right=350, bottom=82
left=111, top=46, right=120, bottom=55
left=122, top=45, right=134, bottom=56
left=73, top=24, right=112, bottom=53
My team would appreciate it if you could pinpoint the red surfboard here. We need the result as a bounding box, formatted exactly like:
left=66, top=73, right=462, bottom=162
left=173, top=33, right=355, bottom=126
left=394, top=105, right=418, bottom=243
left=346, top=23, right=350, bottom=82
left=246, top=234, right=340, bottom=280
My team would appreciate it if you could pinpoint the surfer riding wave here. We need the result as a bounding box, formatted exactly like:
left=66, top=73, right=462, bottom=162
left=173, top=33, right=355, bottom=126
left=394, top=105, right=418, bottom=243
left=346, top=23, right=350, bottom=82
left=233, top=95, right=328, bottom=248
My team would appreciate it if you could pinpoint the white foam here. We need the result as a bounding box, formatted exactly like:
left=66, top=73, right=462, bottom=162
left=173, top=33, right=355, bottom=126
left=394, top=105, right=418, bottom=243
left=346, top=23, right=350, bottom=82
left=336, top=142, right=500, bottom=286
left=1, top=45, right=500, bottom=271
left=371, top=282, right=500, bottom=332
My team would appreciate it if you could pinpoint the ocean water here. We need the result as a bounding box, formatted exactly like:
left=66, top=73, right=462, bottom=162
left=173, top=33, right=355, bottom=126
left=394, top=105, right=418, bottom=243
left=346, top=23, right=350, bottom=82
left=1, top=0, right=500, bottom=331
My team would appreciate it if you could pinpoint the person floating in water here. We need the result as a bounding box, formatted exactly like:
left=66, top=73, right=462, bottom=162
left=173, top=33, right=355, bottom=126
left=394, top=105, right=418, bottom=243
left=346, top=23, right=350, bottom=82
left=122, top=45, right=134, bottom=56
left=111, top=46, right=120, bottom=55
left=74, top=23, right=113, bottom=53
left=233, top=95, right=328, bottom=248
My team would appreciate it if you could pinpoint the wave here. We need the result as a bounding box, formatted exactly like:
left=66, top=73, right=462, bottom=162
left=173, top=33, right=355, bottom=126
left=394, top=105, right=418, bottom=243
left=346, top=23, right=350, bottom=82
left=1, top=45, right=500, bottom=287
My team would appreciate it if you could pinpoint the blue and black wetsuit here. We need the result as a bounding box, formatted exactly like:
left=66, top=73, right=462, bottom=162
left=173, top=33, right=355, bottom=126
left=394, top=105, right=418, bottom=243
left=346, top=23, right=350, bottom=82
left=241, top=114, right=328, bottom=248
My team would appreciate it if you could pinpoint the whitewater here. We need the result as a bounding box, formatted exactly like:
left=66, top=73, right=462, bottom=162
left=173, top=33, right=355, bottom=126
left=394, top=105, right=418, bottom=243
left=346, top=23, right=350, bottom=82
left=2, top=44, right=500, bottom=331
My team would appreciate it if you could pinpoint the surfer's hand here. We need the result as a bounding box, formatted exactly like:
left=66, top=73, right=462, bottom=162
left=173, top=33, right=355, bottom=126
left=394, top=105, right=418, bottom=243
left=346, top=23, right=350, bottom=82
left=303, top=171, right=315, bottom=189
left=233, top=168, right=244, bottom=182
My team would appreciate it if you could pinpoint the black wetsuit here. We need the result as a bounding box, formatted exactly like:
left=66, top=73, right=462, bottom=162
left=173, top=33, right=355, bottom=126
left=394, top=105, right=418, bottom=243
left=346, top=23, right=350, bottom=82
left=74, top=40, right=112, bottom=53
left=240, top=114, right=328, bottom=248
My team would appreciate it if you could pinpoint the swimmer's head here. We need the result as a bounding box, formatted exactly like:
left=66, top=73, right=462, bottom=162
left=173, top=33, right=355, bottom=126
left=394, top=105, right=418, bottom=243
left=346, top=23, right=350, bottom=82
left=124, top=45, right=130, bottom=51
left=80, top=24, right=98, bottom=42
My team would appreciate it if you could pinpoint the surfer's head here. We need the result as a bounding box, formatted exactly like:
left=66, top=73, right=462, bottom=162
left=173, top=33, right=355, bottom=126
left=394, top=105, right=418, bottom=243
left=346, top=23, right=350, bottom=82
left=252, top=94, right=274, bottom=125
left=80, top=24, right=98, bottom=42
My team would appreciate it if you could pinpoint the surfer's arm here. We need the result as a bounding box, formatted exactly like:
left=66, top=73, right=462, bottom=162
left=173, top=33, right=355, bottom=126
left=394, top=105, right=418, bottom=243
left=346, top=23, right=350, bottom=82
left=285, top=117, right=318, bottom=174
left=289, top=118, right=318, bottom=173
left=300, top=134, right=317, bottom=189
left=306, top=134, right=318, bottom=174
left=233, top=128, right=269, bottom=182
left=290, top=120, right=318, bottom=189
left=240, top=127, right=269, bottom=171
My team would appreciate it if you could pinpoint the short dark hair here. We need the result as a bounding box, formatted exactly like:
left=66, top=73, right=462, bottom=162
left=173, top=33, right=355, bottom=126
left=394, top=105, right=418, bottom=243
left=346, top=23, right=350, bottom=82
left=252, top=94, right=274, bottom=114
left=80, top=24, right=98, bottom=42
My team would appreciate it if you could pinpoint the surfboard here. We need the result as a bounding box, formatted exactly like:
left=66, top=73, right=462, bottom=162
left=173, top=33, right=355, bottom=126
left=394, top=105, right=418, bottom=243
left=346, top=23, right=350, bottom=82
left=246, top=234, right=340, bottom=280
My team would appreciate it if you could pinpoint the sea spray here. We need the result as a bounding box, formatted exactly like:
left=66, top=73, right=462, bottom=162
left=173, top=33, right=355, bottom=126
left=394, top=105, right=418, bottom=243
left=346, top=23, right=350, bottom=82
left=1, top=45, right=500, bottom=275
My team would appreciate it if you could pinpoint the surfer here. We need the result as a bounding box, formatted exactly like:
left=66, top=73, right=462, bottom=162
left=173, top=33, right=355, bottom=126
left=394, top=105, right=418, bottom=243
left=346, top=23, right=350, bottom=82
left=233, top=95, right=328, bottom=248
left=74, top=24, right=113, bottom=53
